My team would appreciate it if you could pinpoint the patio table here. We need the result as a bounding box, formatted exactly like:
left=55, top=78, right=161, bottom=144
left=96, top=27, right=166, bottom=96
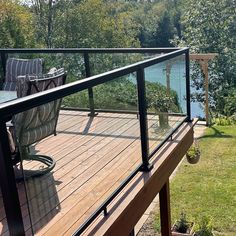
left=0, top=91, right=17, bottom=104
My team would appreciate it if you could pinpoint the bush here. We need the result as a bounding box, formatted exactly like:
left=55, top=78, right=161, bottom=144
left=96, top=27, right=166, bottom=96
left=212, top=116, right=235, bottom=126
left=63, top=77, right=181, bottom=112
left=194, top=216, right=214, bottom=236
left=173, top=212, right=192, bottom=234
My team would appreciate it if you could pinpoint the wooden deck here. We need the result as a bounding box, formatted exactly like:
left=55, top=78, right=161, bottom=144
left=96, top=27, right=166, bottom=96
left=0, top=110, right=185, bottom=236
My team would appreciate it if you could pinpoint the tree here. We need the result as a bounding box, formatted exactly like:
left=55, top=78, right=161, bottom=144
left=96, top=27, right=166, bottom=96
left=131, top=1, right=181, bottom=47
left=30, top=0, right=140, bottom=48
left=154, top=11, right=174, bottom=47
left=0, top=0, right=35, bottom=48
left=30, top=0, right=65, bottom=48
left=177, top=0, right=236, bottom=116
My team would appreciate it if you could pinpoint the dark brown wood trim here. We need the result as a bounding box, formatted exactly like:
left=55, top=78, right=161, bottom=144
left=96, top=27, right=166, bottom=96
left=159, top=180, right=171, bottom=236
left=86, top=121, right=196, bottom=236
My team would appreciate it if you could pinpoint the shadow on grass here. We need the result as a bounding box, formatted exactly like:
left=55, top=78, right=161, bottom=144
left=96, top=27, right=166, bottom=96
left=199, top=126, right=233, bottom=140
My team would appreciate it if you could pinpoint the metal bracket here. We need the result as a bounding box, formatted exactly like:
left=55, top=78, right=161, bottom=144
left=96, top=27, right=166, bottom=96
left=88, top=112, right=98, bottom=117
left=103, top=207, right=108, bottom=216
left=139, top=163, right=153, bottom=172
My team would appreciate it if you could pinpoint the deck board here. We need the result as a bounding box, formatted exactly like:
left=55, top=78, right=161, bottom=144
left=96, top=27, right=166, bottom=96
left=0, top=110, right=185, bottom=236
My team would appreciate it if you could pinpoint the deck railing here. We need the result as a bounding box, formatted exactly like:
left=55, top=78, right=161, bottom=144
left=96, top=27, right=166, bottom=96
left=0, top=48, right=190, bottom=235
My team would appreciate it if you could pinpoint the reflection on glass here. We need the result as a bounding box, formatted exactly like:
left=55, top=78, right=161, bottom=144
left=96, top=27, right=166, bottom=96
left=89, top=53, right=144, bottom=76
left=1, top=52, right=190, bottom=235
left=0, top=188, right=9, bottom=235
left=12, top=88, right=142, bottom=235
left=93, top=75, right=138, bottom=111
left=144, top=55, right=187, bottom=154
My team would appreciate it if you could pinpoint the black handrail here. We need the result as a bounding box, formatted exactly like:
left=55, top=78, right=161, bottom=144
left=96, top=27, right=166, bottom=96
left=0, top=47, right=190, bottom=236
left=0, top=47, right=187, bottom=115
left=0, top=47, right=188, bottom=119
left=0, top=47, right=181, bottom=54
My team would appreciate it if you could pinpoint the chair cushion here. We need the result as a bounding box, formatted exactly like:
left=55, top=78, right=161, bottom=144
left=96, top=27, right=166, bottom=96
left=14, top=69, right=66, bottom=146
left=16, top=68, right=65, bottom=98
left=3, top=58, right=43, bottom=91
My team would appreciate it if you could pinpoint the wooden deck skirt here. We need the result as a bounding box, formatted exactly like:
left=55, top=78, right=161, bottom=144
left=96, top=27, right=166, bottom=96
left=0, top=110, right=194, bottom=236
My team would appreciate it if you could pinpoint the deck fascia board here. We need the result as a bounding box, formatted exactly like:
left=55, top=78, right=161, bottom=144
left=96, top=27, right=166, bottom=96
left=86, top=121, right=195, bottom=236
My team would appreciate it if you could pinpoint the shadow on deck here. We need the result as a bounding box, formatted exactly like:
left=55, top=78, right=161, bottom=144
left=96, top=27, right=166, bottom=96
left=0, top=110, right=186, bottom=236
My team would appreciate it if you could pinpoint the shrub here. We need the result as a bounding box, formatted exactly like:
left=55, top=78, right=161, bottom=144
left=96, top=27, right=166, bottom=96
left=194, top=216, right=214, bottom=236
left=212, top=116, right=235, bottom=126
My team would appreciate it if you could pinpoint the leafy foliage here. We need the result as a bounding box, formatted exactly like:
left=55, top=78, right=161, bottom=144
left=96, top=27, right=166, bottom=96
left=218, top=88, right=236, bottom=117
left=176, top=0, right=236, bottom=116
left=0, top=0, right=235, bottom=119
left=173, top=212, right=191, bottom=233
left=63, top=77, right=180, bottom=112
left=0, top=0, right=36, bottom=47
left=132, top=1, right=181, bottom=47
left=212, top=116, right=235, bottom=126
left=194, top=216, right=214, bottom=236
left=30, top=0, right=140, bottom=48
left=186, top=142, right=200, bottom=159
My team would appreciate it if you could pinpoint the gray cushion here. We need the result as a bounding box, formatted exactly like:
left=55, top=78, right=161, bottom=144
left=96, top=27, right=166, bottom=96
left=14, top=69, right=66, bottom=146
left=16, top=68, right=65, bottom=98
left=3, top=58, right=43, bottom=91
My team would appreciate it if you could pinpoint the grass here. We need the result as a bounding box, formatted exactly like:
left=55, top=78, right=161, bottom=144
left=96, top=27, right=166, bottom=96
left=154, top=125, right=236, bottom=235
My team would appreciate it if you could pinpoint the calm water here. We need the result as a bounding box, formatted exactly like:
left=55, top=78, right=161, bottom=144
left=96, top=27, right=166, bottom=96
left=143, top=61, right=204, bottom=118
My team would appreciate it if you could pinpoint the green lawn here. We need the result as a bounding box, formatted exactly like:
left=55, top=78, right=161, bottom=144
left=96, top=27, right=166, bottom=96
left=154, top=125, right=236, bottom=235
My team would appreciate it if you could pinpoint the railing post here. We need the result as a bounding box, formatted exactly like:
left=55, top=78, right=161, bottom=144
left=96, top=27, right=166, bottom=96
left=137, top=68, right=153, bottom=172
left=0, top=52, right=7, bottom=88
left=83, top=52, right=97, bottom=117
left=129, top=228, right=135, bottom=236
left=159, top=180, right=171, bottom=236
left=0, top=52, right=7, bottom=76
left=0, top=120, right=25, bottom=236
left=185, top=49, right=191, bottom=122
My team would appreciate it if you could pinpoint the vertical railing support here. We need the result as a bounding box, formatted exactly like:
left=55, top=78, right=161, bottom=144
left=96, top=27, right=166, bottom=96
left=129, top=228, right=135, bottom=236
left=0, top=121, right=25, bottom=236
left=137, top=68, right=153, bottom=172
left=0, top=52, right=7, bottom=76
left=198, top=60, right=210, bottom=126
left=0, top=52, right=7, bottom=88
left=166, top=62, right=171, bottom=95
left=185, top=49, right=191, bottom=122
left=83, top=52, right=97, bottom=117
left=159, top=180, right=171, bottom=236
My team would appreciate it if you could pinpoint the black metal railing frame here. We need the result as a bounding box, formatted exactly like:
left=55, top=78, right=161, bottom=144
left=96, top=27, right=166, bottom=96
left=0, top=47, right=191, bottom=236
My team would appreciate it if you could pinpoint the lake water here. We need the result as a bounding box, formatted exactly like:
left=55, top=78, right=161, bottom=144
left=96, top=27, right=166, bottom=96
left=143, top=61, right=204, bottom=119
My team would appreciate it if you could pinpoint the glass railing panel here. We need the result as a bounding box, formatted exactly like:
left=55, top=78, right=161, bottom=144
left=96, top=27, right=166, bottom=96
left=89, top=53, right=140, bottom=75
left=5, top=53, right=85, bottom=82
left=62, top=90, right=89, bottom=109
left=190, top=61, right=205, bottom=119
left=0, top=120, right=32, bottom=235
left=169, top=55, right=187, bottom=114
left=93, top=74, right=138, bottom=111
left=3, top=53, right=91, bottom=109
left=144, top=55, right=187, bottom=154
left=0, top=186, right=9, bottom=235
left=1, top=52, right=161, bottom=110
left=89, top=53, right=159, bottom=76
left=0, top=49, right=189, bottom=235
left=11, top=77, right=141, bottom=235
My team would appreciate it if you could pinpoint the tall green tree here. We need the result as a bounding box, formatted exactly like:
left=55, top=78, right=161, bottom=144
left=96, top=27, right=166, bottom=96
left=30, top=0, right=140, bottom=48
left=178, top=0, right=236, bottom=116
left=153, top=11, right=174, bottom=47
left=30, top=0, right=66, bottom=48
left=132, top=1, right=181, bottom=47
left=0, top=0, right=35, bottom=48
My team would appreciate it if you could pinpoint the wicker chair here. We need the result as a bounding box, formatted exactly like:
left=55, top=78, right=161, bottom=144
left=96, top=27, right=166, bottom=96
left=13, top=69, right=66, bottom=179
left=3, top=58, right=43, bottom=91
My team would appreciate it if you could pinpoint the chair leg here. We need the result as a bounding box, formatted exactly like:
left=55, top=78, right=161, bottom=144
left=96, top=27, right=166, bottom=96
left=15, top=153, right=56, bottom=180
